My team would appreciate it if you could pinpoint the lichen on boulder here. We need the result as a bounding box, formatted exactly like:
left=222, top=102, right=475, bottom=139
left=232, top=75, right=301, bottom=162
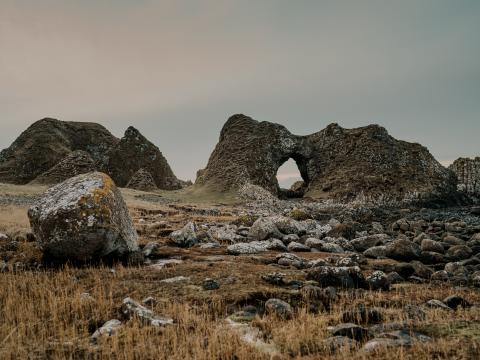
left=28, top=172, right=139, bottom=262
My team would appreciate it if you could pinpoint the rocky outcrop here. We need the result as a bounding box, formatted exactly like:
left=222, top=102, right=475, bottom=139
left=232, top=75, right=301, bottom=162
left=0, top=119, right=183, bottom=190
left=0, top=118, right=117, bottom=184
left=449, top=157, right=480, bottom=197
left=28, top=172, right=138, bottom=262
left=126, top=168, right=158, bottom=191
left=30, top=150, right=96, bottom=185
left=102, top=126, right=182, bottom=190
left=195, top=114, right=457, bottom=203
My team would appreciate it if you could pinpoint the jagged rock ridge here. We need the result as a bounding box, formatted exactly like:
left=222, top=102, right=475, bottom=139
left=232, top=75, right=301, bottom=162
left=0, top=119, right=182, bottom=189
left=101, top=126, right=182, bottom=190
left=195, top=114, right=457, bottom=203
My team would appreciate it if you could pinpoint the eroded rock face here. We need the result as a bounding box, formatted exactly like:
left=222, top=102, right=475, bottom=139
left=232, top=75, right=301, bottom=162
left=28, top=172, right=138, bottom=261
left=30, top=150, right=96, bottom=185
left=0, top=118, right=117, bottom=184
left=126, top=168, right=158, bottom=191
left=196, top=114, right=312, bottom=195
left=102, top=126, right=182, bottom=190
left=195, top=114, right=457, bottom=203
left=449, top=157, right=480, bottom=197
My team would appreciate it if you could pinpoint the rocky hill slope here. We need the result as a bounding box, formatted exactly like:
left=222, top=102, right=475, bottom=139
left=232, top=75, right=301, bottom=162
left=0, top=118, right=182, bottom=189
left=195, top=114, right=457, bottom=204
left=0, top=118, right=117, bottom=184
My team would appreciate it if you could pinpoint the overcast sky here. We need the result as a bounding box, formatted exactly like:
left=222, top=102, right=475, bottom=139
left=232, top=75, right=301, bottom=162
left=1, top=0, right=479, bottom=185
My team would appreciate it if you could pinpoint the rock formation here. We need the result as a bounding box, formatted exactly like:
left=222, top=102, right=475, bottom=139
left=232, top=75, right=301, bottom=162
left=101, top=126, right=182, bottom=190
left=196, top=114, right=457, bottom=203
left=0, top=118, right=117, bottom=184
left=126, top=168, right=158, bottom=191
left=28, top=172, right=138, bottom=262
left=449, top=157, right=480, bottom=197
left=30, top=150, right=96, bottom=185
left=0, top=119, right=183, bottom=190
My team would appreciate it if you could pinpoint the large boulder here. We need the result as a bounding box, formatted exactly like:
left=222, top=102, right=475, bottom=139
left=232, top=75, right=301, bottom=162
left=195, top=114, right=457, bottom=203
left=102, top=126, right=182, bottom=190
left=28, top=172, right=138, bottom=261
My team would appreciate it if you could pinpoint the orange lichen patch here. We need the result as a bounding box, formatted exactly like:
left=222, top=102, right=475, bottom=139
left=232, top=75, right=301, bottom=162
left=76, top=174, right=117, bottom=222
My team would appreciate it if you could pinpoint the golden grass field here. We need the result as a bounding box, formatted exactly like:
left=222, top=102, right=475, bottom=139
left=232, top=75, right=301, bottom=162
left=0, top=183, right=479, bottom=359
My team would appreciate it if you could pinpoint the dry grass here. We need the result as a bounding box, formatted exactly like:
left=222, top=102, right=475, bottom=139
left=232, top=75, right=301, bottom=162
left=1, top=184, right=479, bottom=359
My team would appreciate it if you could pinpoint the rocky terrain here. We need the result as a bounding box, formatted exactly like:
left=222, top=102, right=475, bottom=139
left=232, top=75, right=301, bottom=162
left=0, top=118, right=183, bottom=190
left=0, top=172, right=479, bottom=359
left=195, top=114, right=457, bottom=205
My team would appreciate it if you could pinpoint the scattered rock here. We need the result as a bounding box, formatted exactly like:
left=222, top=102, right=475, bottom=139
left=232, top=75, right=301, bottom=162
left=366, top=271, right=390, bottom=290
left=442, top=295, right=471, bottom=310
left=91, top=319, right=122, bottom=340
left=307, top=266, right=366, bottom=289
left=121, top=297, right=174, bottom=326
left=330, top=323, right=371, bottom=341
left=264, top=298, right=293, bottom=319
left=287, top=241, right=310, bottom=252
left=425, top=299, right=453, bottom=311
left=169, top=222, right=198, bottom=248
left=203, top=278, right=220, bottom=290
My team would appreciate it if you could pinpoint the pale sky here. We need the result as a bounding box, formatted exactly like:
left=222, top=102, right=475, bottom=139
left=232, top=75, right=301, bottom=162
left=1, top=0, right=479, bottom=184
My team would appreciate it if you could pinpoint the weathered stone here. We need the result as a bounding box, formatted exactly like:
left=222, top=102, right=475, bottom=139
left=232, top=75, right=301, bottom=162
left=385, top=239, right=421, bottom=261
left=264, top=298, right=292, bottom=319
left=366, top=271, right=390, bottom=290
left=91, top=319, right=122, bottom=340
left=446, top=245, right=473, bottom=261
left=169, top=222, right=198, bottom=247
left=330, top=323, right=371, bottom=341
left=307, top=266, right=366, bottom=289
left=287, top=241, right=310, bottom=252
left=363, top=245, right=387, bottom=259
left=121, top=297, right=174, bottom=326
left=276, top=253, right=307, bottom=268
left=227, top=241, right=270, bottom=255
left=351, top=234, right=389, bottom=252
left=28, top=172, right=138, bottom=261
left=203, top=278, right=220, bottom=290
left=425, top=299, right=452, bottom=311
left=421, top=238, right=444, bottom=253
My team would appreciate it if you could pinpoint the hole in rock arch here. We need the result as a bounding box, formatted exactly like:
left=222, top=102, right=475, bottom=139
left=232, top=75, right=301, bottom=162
left=276, top=158, right=305, bottom=198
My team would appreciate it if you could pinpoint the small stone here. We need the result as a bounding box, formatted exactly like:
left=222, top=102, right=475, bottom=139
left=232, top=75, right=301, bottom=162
left=91, top=319, right=122, bottom=340
left=420, top=239, right=444, bottom=253
left=169, top=222, right=198, bottom=248
left=121, top=297, right=174, bottom=326
left=386, top=272, right=404, bottom=284
left=446, top=245, right=473, bottom=261
left=404, top=305, right=426, bottom=321
left=425, top=299, right=452, bottom=311
left=203, top=278, right=220, bottom=290
left=330, top=323, right=371, bottom=341
left=276, top=253, right=307, bottom=268
left=442, top=295, right=471, bottom=310
left=287, top=241, right=310, bottom=252
left=142, top=296, right=157, bottom=306
left=264, top=298, right=293, bottom=319
left=261, top=272, right=287, bottom=286
left=366, top=271, right=390, bottom=291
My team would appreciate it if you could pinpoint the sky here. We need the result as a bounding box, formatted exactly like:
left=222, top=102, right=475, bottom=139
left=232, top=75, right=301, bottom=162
left=1, top=0, right=479, bottom=186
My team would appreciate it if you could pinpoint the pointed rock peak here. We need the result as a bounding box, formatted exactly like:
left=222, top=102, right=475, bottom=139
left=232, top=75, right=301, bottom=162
left=124, top=126, right=143, bottom=139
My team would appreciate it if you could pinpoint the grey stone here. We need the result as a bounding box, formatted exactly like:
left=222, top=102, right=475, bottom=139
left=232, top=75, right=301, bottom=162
left=264, top=298, right=292, bottom=319
left=27, top=172, right=138, bottom=261
left=169, top=222, right=198, bottom=248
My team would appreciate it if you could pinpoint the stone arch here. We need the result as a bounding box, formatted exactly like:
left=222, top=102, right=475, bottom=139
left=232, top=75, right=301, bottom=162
left=275, top=152, right=310, bottom=198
